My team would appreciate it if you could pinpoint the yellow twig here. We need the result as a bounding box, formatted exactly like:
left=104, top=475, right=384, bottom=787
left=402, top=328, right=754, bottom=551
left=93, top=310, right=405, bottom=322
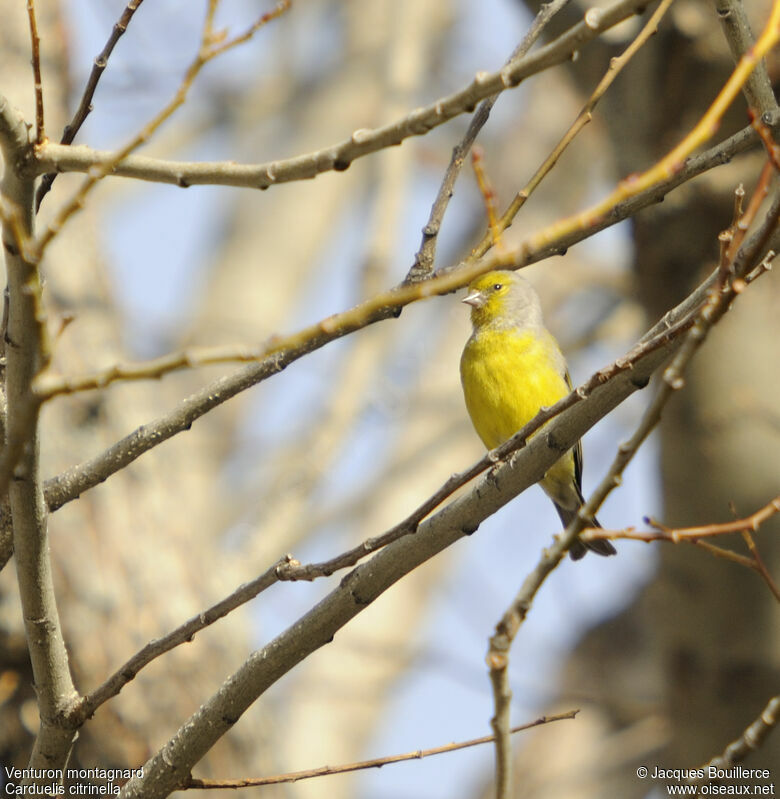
left=471, top=145, right=503, bottom=251
left=522, top=0, right=780, bottom=259
left=26, top=0, right=45, bottom=145
left=472, top=0, right=678, bottom=259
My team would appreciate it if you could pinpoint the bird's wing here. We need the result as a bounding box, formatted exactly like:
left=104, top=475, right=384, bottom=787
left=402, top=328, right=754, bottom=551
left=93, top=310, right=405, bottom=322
left=565, top=368, right=584, bottom=492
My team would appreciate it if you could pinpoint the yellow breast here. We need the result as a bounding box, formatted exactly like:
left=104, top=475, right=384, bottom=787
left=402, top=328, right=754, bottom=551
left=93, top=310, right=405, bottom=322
left=459, top=327, right=570, bottom=450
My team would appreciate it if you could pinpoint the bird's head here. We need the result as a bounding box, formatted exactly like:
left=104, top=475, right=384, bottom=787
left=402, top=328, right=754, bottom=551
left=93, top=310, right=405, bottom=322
left=462, top=270, right=543, bottom=331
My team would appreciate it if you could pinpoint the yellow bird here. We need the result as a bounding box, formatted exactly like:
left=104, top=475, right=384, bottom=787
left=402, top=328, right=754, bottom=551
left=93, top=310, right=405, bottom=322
left=459, top=270, right=616, bottom=560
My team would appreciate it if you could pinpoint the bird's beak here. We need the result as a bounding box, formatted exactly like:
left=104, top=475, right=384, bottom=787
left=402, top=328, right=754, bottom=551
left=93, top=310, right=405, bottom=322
left=462, top=289, right=486, bottom=309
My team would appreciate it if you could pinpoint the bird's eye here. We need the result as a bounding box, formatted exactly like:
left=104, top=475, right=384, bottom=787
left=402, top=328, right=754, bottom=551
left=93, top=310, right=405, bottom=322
left=492, top=283, right=503, bottom=291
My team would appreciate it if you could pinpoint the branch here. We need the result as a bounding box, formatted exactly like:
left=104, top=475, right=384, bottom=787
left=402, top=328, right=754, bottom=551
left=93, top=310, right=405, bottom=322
left=587, top=495, right=780, bottom=544
left=586, top=495, right=780, bottom=600
left=573, top=183, right=780, bottom=540
left=35, top=0, right=147, bottom=210
left=406, top=0, right=572, bottom=282
left=0, top=94, right=78, bottom=780
left=26, top=0, right=45, bottom=145
left=487, top=510, right=587, bottom=799
left=715, top=0, right=778, bottom=117
left=33, top=0, right=653, bottom=192
left=471, top=0, right=677, bottom=261
left=697, top=694, right=780, bottom=772
left=184, top=711, right=578, bottom=790
left=491, top=0, right=780, bottom=269
left=72, top=556, right=293, bottom=721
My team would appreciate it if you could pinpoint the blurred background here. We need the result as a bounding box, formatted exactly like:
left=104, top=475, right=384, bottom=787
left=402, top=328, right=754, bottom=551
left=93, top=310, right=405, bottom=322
left=0, top=0, right=778, bottom=796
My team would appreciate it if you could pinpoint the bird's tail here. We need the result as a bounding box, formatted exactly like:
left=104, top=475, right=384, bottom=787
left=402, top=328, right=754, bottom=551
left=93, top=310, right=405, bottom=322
left=553, top=503, right=617, bottom=560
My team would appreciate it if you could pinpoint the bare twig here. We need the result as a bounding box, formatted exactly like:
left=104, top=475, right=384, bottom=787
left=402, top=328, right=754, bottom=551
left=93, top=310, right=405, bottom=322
left=587, top=494, right=780, bottom=543
left=750, top=112, right=780, bottom=171
left=184, top=711, right=578, bottom=790
left=486, top=507, right=590, bottom=799
left=471, top=0, right=677, bottom=261
left=33, top=0, right=652, bottom=193
left=73, top=556, right=294, bottom=721
left=740, top=529, right=780, bottom=603
left=585, top=495, right=780, bottom=600
left=471, top=146, right=503, bottom=250
left=26, top=0, right=45, bottom=146
left=35, top=0, right=147, bottom=210
left=500, top=0, right=780, bottom=268
left=575, top=194, right=779, bottom=547
left=406, top=0, right=571, bottom=282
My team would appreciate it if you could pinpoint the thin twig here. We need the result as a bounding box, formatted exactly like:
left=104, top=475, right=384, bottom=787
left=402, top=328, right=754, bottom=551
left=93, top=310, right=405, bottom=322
left=471, top=0, right=677, bottom=260
left=33, top=0, right=652, bottom=193
left=586, top=495, right=780, bottom=543
left=35, top=0, right=147, bottom=210
left=72, top=556, right=294, bottom=721
left=499, top=0, right=780, bottom=268
left=471, top=146, right=503, bottom=250
left=574, top=195, right=779, bottom=546
left=750, top=111, right=780, bottom=171
left=406, top=0, right=571, bottom=283
left=29, top=212, right=699, bottom=403
left=184, top=711, right=578, bottom=789
left=740, top=529, right=780, bottom=602
left=26, top=0, right=45, bottom=146
left=487, top=508, right=589, bottom=799
left=585, top=495, right=780, bottom=600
